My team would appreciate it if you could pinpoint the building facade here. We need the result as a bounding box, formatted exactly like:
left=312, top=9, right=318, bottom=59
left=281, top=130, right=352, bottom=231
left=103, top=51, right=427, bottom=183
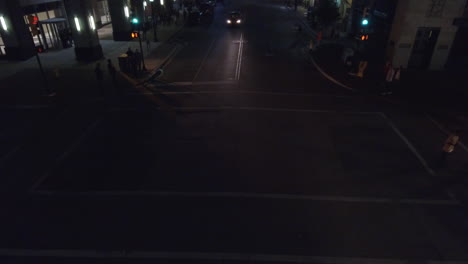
left=386, top=0, right=467, bottom=70
left=0, top=0, right=165, bottom=61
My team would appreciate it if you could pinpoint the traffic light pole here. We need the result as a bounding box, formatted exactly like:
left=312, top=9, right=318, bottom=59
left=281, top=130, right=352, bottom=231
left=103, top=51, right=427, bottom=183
left=138, top=32, right=147, bottom=71
left=151, top=2, right=158, bottom=42
left=35, top=49, right=49, bottom=94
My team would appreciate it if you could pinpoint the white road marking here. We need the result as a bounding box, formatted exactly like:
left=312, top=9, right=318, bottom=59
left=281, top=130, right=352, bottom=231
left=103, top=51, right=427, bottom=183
left=380, top=113, right=436, bottom=177
left=192, top=37, right=217, bottom=82
left=31, top=190, right=459, bottom=205
left=169, top=80, right=236, bottom=86
left=0, top=104, right=51, bottom=110
left=173, top=106, right=379, bottom=115
left=309, top=56, right=356, bottom=92
left=235, top=33, right=244, bottom=80
left=30, top=117, right=103, bottom=191
left=161, top=45, right=182, bottom=69
left=152, top=90, right=357, bottom=98
left=427, top=115, right=468, bottom=153
left=0, top=249, right=467, bottom=263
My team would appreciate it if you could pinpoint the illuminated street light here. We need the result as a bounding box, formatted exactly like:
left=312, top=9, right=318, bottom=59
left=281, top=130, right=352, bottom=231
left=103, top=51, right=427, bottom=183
left=160, top=0, right=164, bottom=6
left=89, top=15, right=96, bottom=30
left=74, top=16, right=81, bottom=31
left=124, top=6, right=130, bottom=18
left=0, top=16, right=7, bottom=31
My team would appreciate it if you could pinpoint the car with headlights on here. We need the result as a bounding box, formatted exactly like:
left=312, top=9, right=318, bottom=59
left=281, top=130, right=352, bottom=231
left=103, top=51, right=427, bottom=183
left=226, top=11, right=242, bottom=26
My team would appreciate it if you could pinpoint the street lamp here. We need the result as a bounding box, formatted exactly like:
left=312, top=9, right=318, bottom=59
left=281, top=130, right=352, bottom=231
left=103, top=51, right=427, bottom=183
left=124, top=6, right=130, bottom=18
left=89, top=15, right=96, bottom=30
left=0, top=16, right=7, bottom=31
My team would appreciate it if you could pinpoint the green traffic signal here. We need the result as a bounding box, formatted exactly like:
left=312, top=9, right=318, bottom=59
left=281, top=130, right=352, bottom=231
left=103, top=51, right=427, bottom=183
left=132, top=17, right=139, bottom=24
left=361, top=19, right=369, bottom=26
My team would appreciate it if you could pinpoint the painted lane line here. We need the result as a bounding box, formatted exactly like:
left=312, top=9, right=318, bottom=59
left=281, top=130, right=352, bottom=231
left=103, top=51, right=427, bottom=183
left=309, top=56, right=356, bottom=92
left=173, top=106, right=380, bottom=115
left=160, top=45, right=182, bottom=70
left=380, top=113, right=436, bottom=177
left=30, top=117, right=103, bottom=191
left=31, top=190, right=459, bottom=205
left=192, top=37, right=217, bottom=82
left=234, top=33, right=244, bottom=81
left=0, top=249, right=467, bottom=264
left=153, top=90, right=360, bottom=98
left=169, top=80, right=236, bottom=86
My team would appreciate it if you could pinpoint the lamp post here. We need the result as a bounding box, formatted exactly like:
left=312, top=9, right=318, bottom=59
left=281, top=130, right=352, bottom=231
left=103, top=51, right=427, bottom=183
left=131, top=17, right=147, bottom=71
left=149, top=0, right=158, bottom=42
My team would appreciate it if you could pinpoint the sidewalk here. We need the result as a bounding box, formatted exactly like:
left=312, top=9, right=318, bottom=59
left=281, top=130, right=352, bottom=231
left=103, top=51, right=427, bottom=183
left=0, top=22, right=184, bottom=106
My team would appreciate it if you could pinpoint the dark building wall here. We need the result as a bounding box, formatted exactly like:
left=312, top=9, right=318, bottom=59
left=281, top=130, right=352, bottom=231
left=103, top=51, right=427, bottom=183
left=63, top=0, right=103, bottom=61
left=108, top=0, right=133, bottom=41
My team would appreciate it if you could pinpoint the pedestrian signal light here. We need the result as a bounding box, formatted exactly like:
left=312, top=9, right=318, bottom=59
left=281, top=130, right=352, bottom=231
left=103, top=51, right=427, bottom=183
left=361, top=35, right=369, bottom=40
left=131, top=31, right=139, bottom=38
left=36, top=45, right=44, bottom=53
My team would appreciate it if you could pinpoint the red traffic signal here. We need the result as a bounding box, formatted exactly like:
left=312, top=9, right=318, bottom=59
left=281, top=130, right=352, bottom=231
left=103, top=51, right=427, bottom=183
left=36, top=45, right=44, bottom=53
left=131, top=31, right=139, bottom=38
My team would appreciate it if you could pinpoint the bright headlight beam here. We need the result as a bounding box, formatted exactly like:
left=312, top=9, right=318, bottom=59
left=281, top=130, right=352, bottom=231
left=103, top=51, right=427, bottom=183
left=227, top=19, right=231, bottom=24
left=236, top=19, right=241, bottom=23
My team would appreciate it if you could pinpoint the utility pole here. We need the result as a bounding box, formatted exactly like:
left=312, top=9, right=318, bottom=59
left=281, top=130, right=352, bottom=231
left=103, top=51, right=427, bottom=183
left=150, top=0, right=158, bottom=41
left=138, top=32, right=147, bottom=71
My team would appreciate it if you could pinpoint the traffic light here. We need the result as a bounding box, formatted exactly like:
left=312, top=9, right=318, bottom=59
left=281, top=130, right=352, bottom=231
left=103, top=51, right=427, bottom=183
left=361, top=7, right=369, bottom=26
left=131, top=17, right=139, bottom=24
left=28, top=15, right=39, bottom=36
left=360, top=34, right=369, bottom=41
left=131, top=31, right=139, bottom=38
left=36, top=45, right=44, bottom=53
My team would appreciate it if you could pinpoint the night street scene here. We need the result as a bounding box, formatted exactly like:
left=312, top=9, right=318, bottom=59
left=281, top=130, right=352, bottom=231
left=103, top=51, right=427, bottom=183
left=2, top=0, right=468, bottom=263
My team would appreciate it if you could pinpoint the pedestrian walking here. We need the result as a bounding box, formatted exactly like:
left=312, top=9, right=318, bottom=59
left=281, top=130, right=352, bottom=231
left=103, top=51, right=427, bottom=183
left=308, top=39, right=314, bottom=55
left=126, top=47, right=134, bottom=57
left=438, top=130, right=461, bottom=169
left=183, top=8, right=188, bottom=21
left=175, top=9, right=180, bottom=25
left=381, top=65, right=394, bottom=95
left=94, top=63, right=104, bottom=96
left=134, top=49, right=142, bottom=72
left=393, top=66, right=402, bottom=92
left=107, top=59, right=117, bottom=84
left=316, top=31, right=322, bottom=47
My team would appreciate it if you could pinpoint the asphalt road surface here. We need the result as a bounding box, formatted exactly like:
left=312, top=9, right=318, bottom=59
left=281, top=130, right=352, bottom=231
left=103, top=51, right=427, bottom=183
left=1, top=0, right=468, bottom=263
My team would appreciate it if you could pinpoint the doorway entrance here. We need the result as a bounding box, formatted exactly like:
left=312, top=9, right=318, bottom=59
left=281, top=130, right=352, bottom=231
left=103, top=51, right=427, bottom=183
left=408, top=27, right=440, bottom=69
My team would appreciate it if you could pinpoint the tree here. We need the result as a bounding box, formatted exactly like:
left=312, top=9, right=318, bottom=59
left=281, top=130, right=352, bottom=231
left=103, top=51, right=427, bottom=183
left=315, top=0, right=340, bottom=28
